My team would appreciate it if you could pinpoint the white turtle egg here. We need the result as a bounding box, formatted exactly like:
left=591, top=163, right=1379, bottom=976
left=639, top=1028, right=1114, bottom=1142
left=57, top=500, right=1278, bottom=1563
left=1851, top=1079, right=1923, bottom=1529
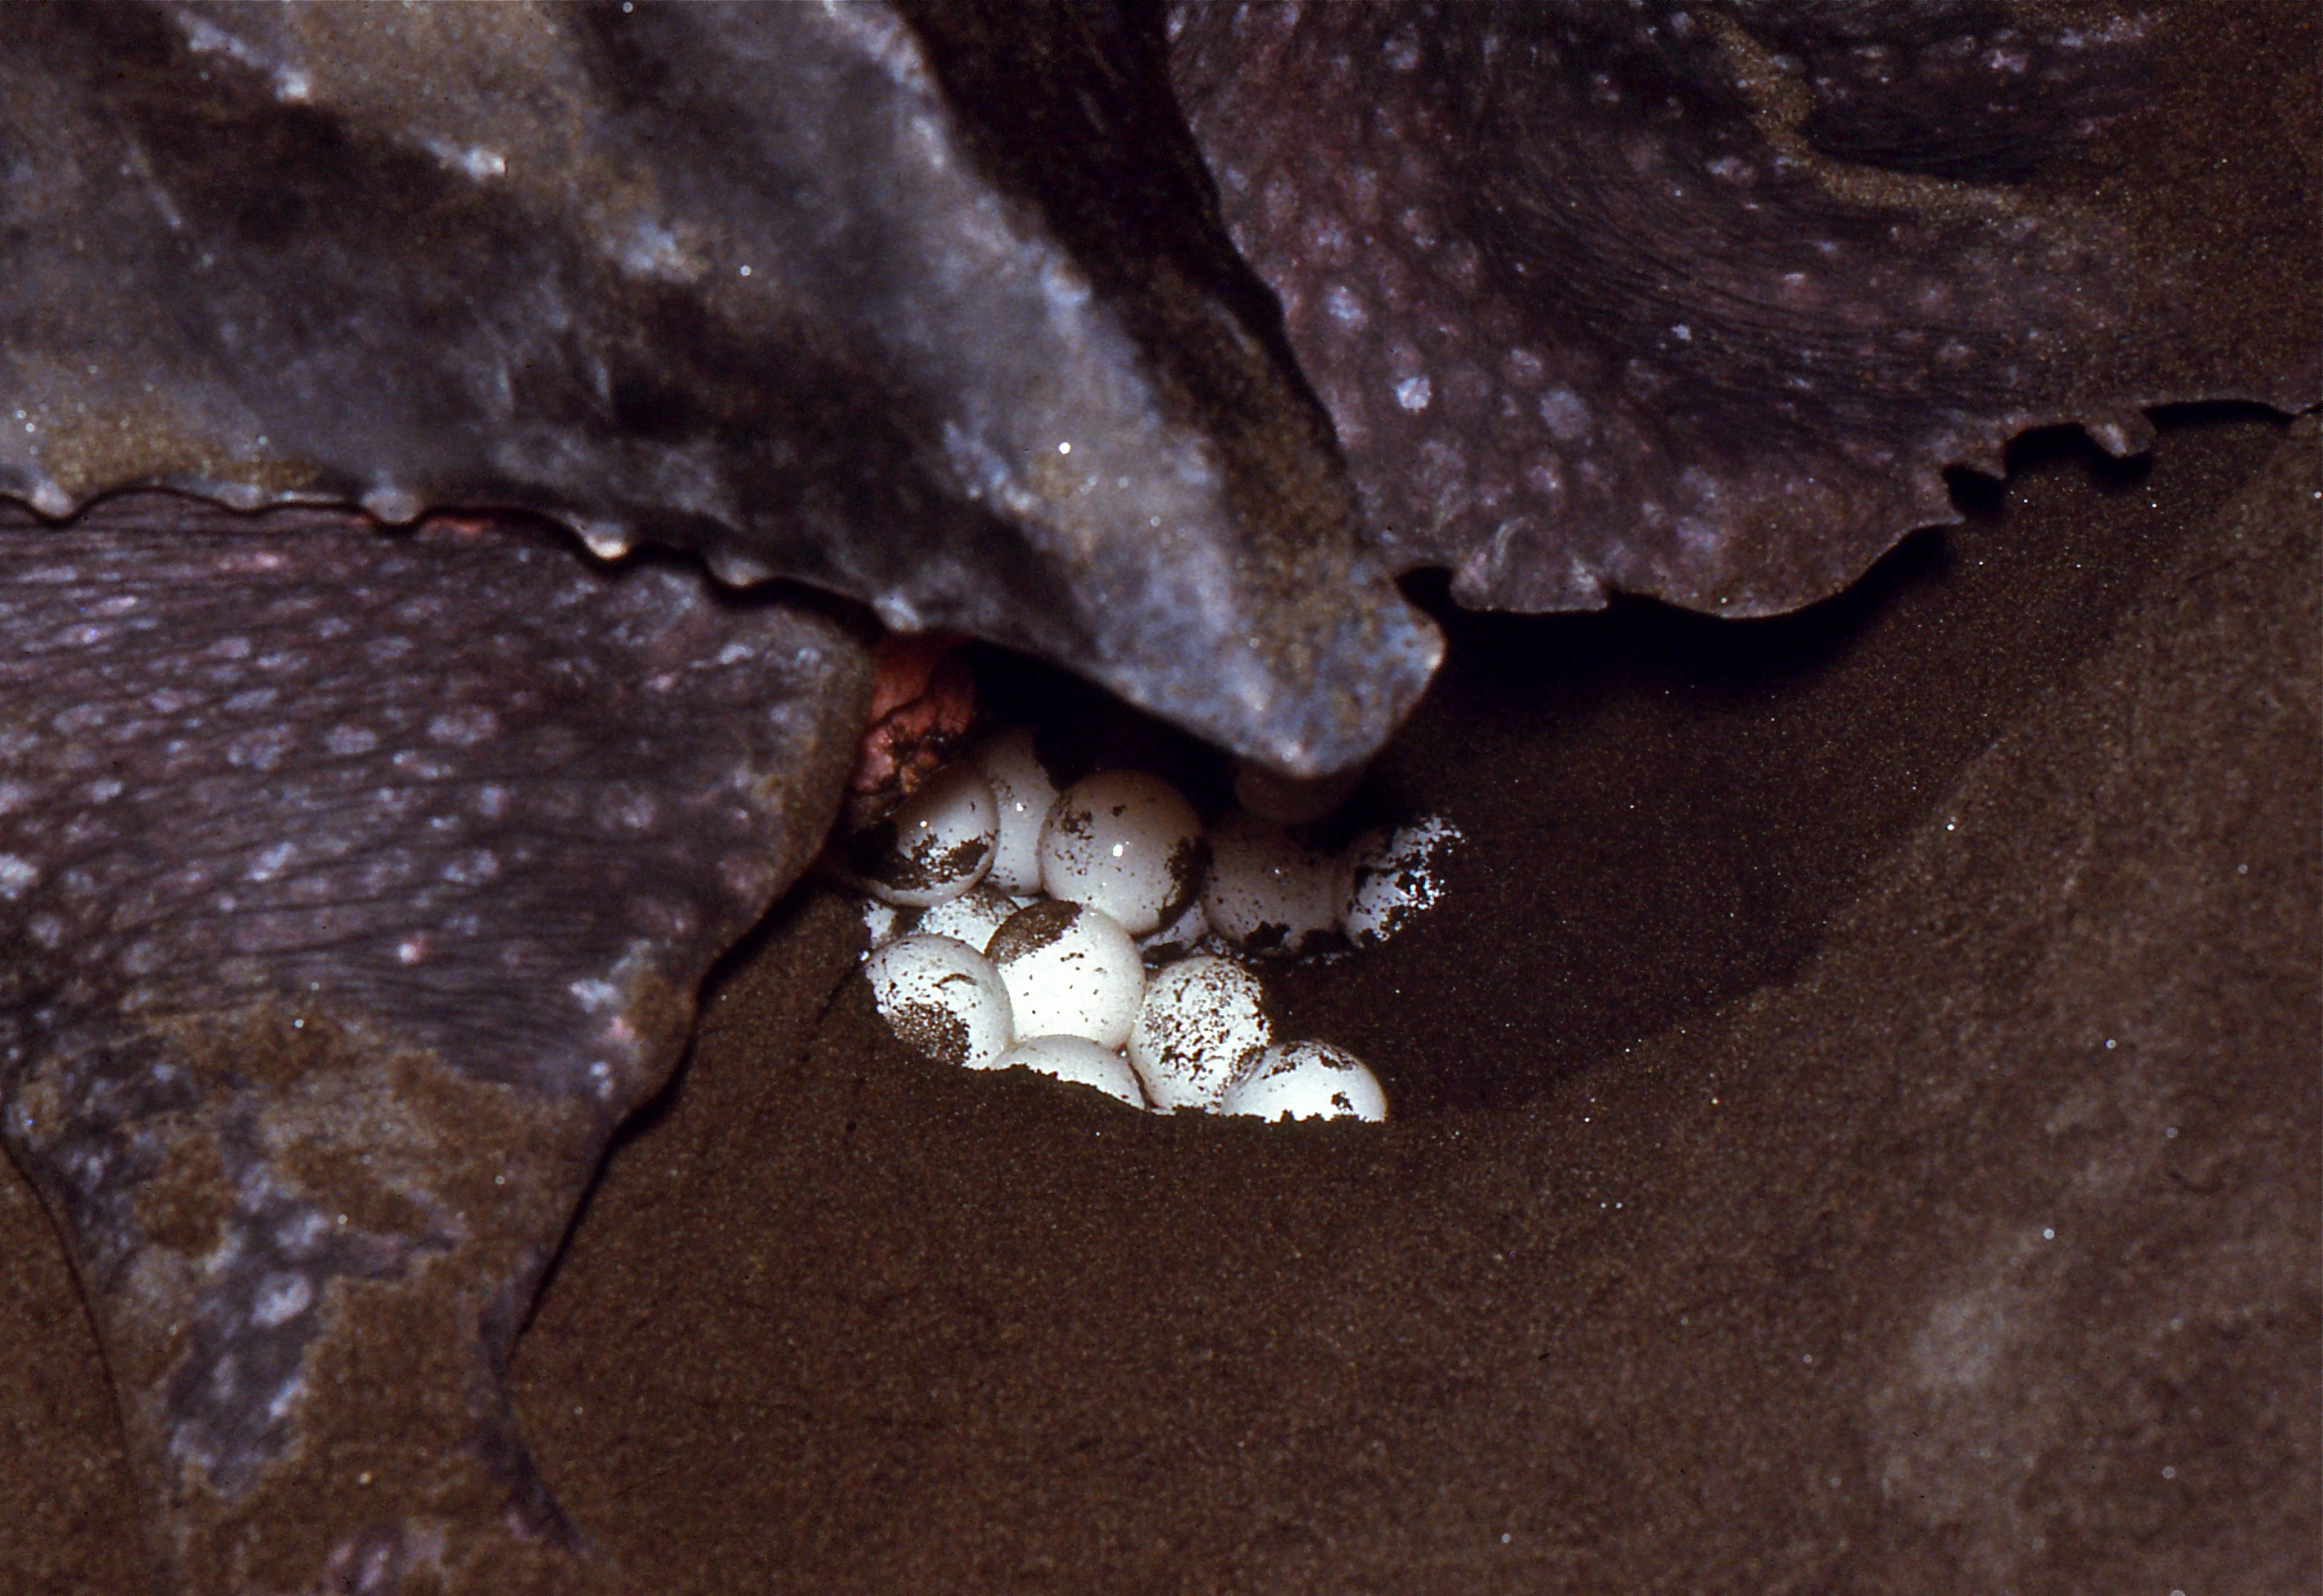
left=910, top=882, right=1018, bottom=955
left=852, top=761, right=998, bottom=907
left=988, top=1036, right=1146, bottom=1108
left=861, top=934, right=1013, bottom=1067
left=1233, top=760, right=1361, bottom=826
left=1339, top=815, right=1465, bottom=948
left=1127, top=955, right=1271, bottom=1111
left=971, top=728, right=1059, bottom=894
left=1221, top=1040, right=1388, bottom=1123
left=1202, top=810, right=1342, bottom=958
left=858, top=895, right=909, bottom=955
left=1137, top=890, right=1212, bottom=964
left=987, top=900, right=1146, bottom=1049
left=1039, top=769, right=1202, bottom=934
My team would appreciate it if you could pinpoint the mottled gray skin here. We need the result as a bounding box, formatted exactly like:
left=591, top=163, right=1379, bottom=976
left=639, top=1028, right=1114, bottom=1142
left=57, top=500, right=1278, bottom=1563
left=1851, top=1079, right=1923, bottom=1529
left=0, top=0, right=1436, bottom=777
left=1170, top=0, right=2313, bottom=615
left=0, top=2, right=2315, bottom=1593
left=0, top=500, right=869, bottom=1591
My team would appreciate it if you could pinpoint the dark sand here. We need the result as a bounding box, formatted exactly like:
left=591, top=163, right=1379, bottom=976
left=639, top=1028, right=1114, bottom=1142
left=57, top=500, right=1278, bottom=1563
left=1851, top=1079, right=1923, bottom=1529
left=4, top=407, right=2310, bottom=1592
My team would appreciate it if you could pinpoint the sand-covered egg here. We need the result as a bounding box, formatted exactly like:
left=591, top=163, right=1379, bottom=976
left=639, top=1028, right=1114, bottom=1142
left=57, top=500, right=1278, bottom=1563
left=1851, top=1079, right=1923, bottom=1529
left=1127, top=955, right=1271, bottom=1111
left=1221, top=1040, right=1388, bottom=1123
left=848, top=761, right=998, bottom=907
left=988, top=1036, right=1146, bottom=1108
left=1202, top=810, right=1341, bottom=957
left=972, top=728, right=1059, bottom=895
left=862, top=933, right=1013, bottom=1067
left=987, top=900, right=1146, bottom=1049
left=1137, top=890, right=1212, bottom=964
left=1233, top=760, right=1361, bottom=826
left=1038, top=769, right=1202, bottom=935
left=911, top=881, right=1018, bottom=954
left=1340, top=816, right=1464, bottom=948
left=859, top=896, right=909, bottom=954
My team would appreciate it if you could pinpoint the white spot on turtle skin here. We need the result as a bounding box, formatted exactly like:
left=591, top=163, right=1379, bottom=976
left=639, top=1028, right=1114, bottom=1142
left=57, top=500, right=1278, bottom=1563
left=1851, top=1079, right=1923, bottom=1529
left=569, top=978, right=620, bottom=1014
left=360, top=486, right=423, bottom=524
left=424, top=140, right=507, bottom=181
left=1323, top=282, right=1369, bottom=329
left=226, top=727, right=295, bottom=770
left=0, top=854, right=39, bottom=900
left=575, top=521, right=634, bottom=561
left=250, top=1273, right=313, bottom=1329
left=1538, top=387, right=1592, bottom=443
left=1395, top=375, right=1433, bottom=412
left=426, top=707, right=498, bottom=747
left=440, top=849, right=500, bottom=887
left=247, top=842, right=297, bottom=882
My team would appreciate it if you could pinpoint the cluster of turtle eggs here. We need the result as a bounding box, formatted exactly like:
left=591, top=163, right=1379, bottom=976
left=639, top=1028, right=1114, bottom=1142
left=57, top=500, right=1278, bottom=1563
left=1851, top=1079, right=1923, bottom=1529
left=848, top=728, right=1458, bottom=1122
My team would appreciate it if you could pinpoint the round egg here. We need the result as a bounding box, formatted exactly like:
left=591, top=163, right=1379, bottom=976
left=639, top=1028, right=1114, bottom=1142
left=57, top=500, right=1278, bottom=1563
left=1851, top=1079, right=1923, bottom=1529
left=988, top=1036, right=1146, bottom=1108
left=1221, top=1040, right=1388, bottom=1123
left=972, top=728, right=1059, bottom=895
left=847, top=761, right=998, bottom=907
left=987, top=900, right=1146, bottom=1050
left=858, top=895, right=909, bottom=955
left=861, top=933, right=1013, bottom=1067
left=1127, top=955, right=1271, bottom=1112
left=910, top=882, right=1018, bottom=955
left=1038, top=769, right=1203, bottom=934
left=1202, top=810, right=1342, bottom=958
left=1339, top=815, right=1465, bottom=948
left=1138, top=891, right=1212, bottom=965
left=1233, top=760, right=1361, bottom=826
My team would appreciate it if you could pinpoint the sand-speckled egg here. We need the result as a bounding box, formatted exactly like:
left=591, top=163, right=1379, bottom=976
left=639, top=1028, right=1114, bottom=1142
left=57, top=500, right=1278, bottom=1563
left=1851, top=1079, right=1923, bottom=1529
left=1220, top=1040, right=1388, bottom=1122
left=862, top=933, right=1014, bottom=1066
left=1202, top=810, right=1342, bottom=957
left=972, top=728, right=1059, bottom=895
left=988, top=1036, right=1146, bottom=1108
left=1038, top=769, right=1203, bottom=935
left=987, top=900, right=1146, bottom=1049
left=911, top=882, right=1019, bottom=955
left=859, top=896, right=909, bottom=955
left=1137, top=890, right=1212, bottom=964
left=849, top=761, right=999, bottom=907
left=1127, top=955, right=1271, bottom=1111
left=1339, top=816, right=1464, bottom=948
